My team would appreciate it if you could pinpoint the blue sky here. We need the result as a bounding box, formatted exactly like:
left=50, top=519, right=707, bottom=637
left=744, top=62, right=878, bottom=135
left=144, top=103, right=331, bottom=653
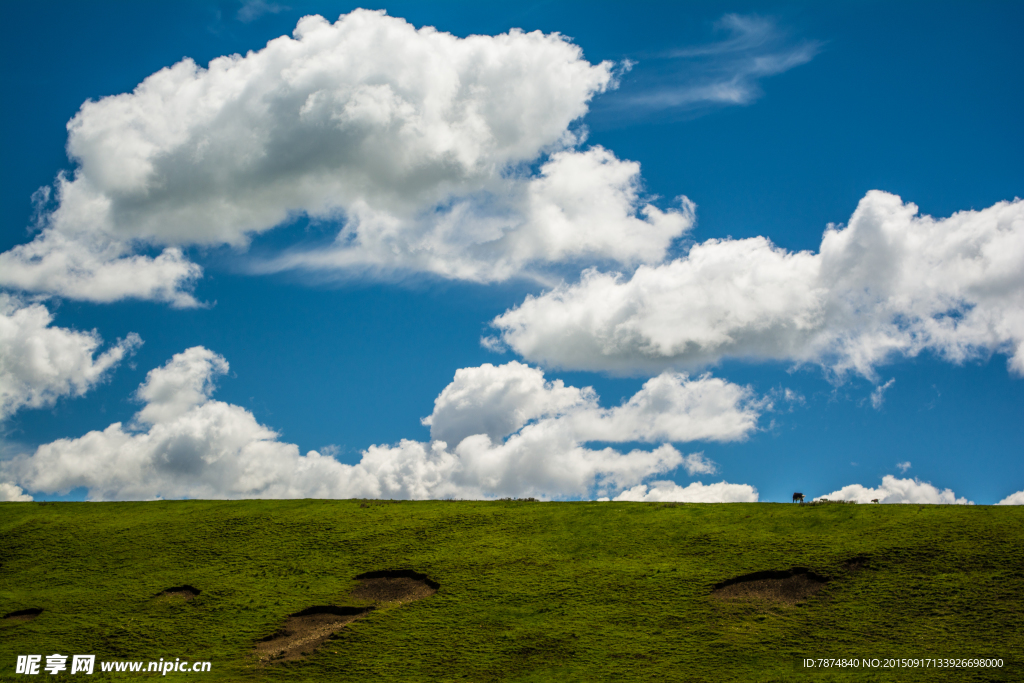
left=1, top=0, right=1021, bottom=504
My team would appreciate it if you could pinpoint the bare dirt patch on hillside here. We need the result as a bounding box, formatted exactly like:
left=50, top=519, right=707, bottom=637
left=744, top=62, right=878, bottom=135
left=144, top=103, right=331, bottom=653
left=156, top=585, right=200, bottom=602
left=711, top=568, right=828, bottom=604
left=157, top=585, right=201, bottom=601
left=3, top=608, right=42, bottom=622
left=256, top=606, right=372, bottom=662
left=256, top=569, right=439, bottom=664
left=350, top=569, right=439, bottom=604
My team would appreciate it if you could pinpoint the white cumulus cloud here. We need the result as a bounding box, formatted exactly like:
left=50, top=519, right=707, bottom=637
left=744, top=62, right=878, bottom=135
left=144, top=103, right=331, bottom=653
left=52, top=10, right=610, bottom=247
left=0, top=482, right=33, bottom=502
left=816, top=475, right=972, bottom=504
left=0, top=230, right=202, bottom=308
left=421, top=360, right=593, bottom=448
left=0, top=294, right=142, bottom=420
left=265, top=145, right=694, bottom=283
left=425, top=361, right=763, bottom=448
left=1, top=10, right=695, bottom=300
left=489, top=191, right=1024, bottom=379
left=997, top=490, right=1024, bottom=505
left=132, top=346, right=229, bottom=425
left=681, top=451, right=718, bottom=475
left=2, top=351, right=763, bottom=501
left=610, top=480, right=758, bottom=502
left=3, top=347, right=377, bottom=501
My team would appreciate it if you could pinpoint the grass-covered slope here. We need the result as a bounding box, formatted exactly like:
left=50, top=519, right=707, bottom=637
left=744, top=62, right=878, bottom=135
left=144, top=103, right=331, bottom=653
left=1, top=500, right=1021, bottom=682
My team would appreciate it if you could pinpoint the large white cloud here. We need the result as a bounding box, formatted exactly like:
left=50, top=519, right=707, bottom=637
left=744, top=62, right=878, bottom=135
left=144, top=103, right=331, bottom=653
left=816, top=475, right=972, bottom=504
left=422, top=360, right=594, bottom=448
left=0, top=482, right=33, bottom=502
left=1, top=10, right=694, bottom=300
left=3, top=350, right=763, bottom=501
left=55, top=10, right=611, bottom=246
left=997, top=490, right=1024, bottom=505
left=0, top=294, right=142, bottom=420
left=0, top=230, right=202, bottom=308
left=424, top=360, right=761, bottom=448
left=263, top=145, right=694, bottom=283
left=489, top=191, right=1024, bottom=378
left=610, top=480, right=758, bottom=503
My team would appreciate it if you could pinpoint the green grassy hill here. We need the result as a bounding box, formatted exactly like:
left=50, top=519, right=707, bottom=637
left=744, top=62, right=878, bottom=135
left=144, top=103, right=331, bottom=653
left=1, top=500, right=1021, bottom=682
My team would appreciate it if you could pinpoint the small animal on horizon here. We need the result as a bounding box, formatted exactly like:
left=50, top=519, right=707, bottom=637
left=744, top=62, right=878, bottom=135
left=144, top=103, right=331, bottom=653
left=792, top=492, right=805, bottom=503
left=871, top=499, right=879, bottom=503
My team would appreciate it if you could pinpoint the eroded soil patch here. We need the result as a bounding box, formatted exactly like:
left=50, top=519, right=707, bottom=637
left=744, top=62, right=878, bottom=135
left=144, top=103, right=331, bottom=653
left=350, top=569, right=439, bottom=604
left=256, top=606, right=371, bottom=662
left=257, top=570, right=439, bottom=664
left=157, top=585, right=201, bottom=601
left=3, top=608, right=42, bottom=622
left=711, top=568, right=828, bottom=604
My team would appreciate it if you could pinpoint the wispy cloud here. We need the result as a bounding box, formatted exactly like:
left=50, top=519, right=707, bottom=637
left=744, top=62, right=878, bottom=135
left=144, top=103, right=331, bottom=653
left=596, top=14, right=821, bottom=122
left=896, top=461, right=911, bottom=473
left=870, top=378, right=896, bottom=409
left=237, top=0, right=288, bottom=23
left=667, top=14, right=781, bottom=58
